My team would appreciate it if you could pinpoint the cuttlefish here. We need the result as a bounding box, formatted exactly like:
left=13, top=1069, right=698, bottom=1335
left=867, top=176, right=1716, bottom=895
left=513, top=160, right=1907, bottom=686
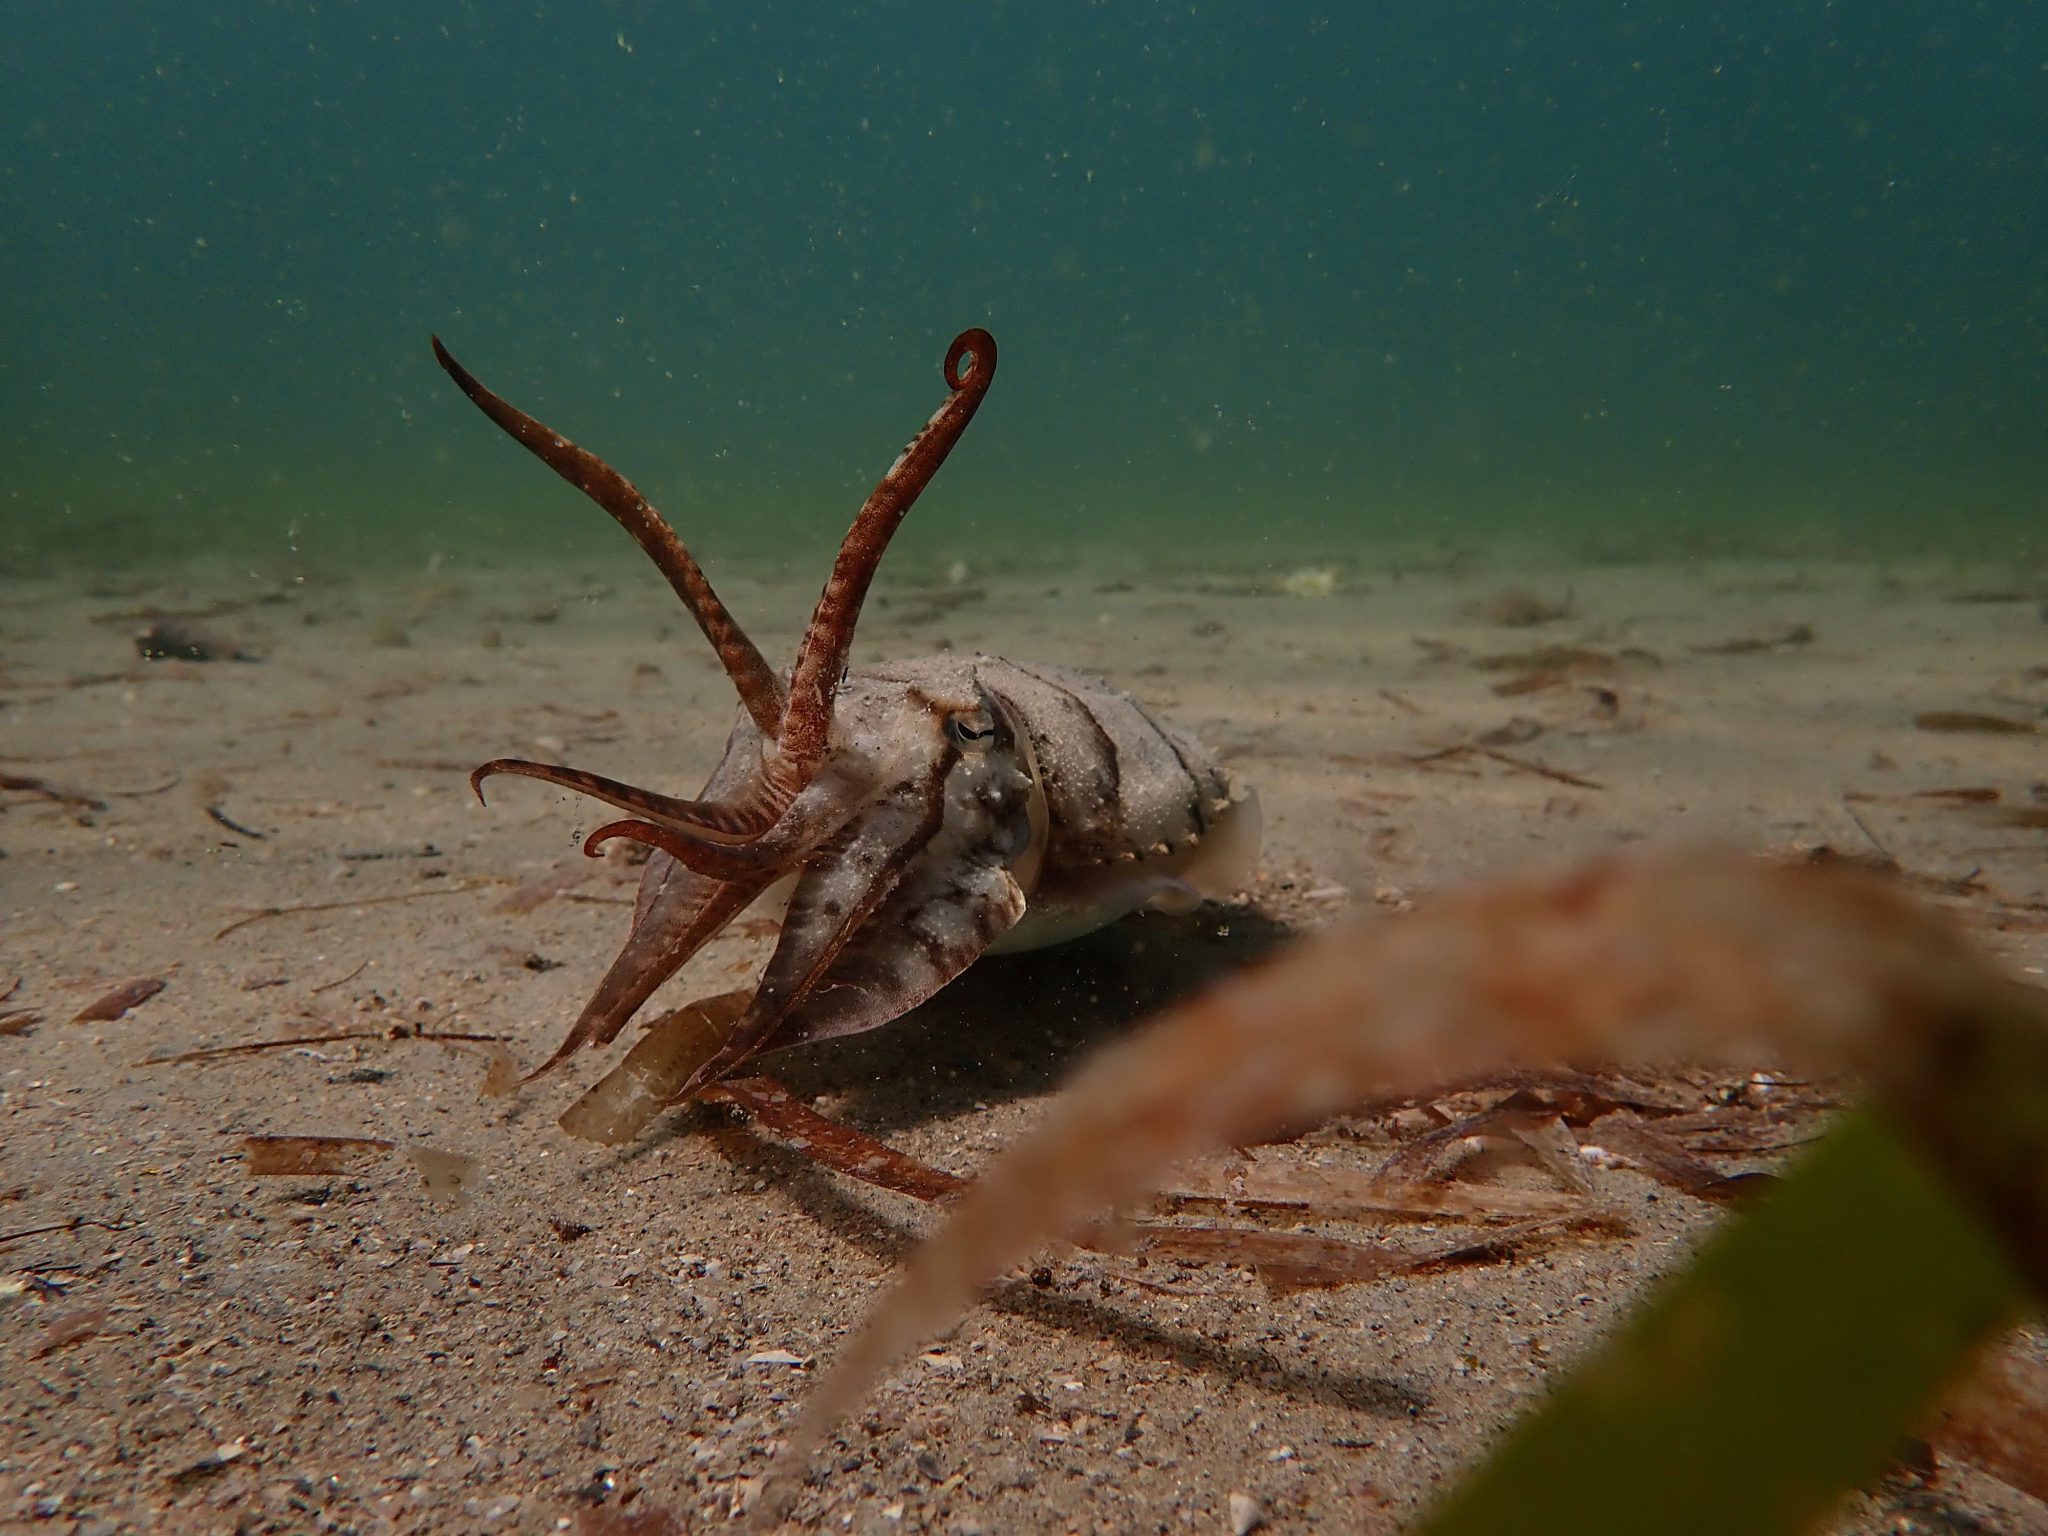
left=431, top=327, right=1260, bottom=1111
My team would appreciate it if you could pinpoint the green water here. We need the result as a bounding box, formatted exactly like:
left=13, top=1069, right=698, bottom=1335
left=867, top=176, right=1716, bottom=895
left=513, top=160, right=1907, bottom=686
left=4, top=4, right=2043, bottom=578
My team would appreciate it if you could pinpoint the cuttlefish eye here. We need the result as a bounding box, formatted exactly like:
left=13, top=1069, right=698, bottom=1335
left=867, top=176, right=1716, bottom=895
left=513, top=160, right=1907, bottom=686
left=945, top=711, right=997, bottom=750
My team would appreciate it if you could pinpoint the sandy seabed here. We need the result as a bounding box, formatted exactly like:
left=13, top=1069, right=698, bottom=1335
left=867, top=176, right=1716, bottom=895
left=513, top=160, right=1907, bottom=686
left=3, top=544, right=2045, bottom=1534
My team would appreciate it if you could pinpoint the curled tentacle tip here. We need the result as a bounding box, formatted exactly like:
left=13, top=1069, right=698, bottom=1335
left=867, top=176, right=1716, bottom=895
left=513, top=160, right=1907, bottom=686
left=583, top=817, right=658, bottom=860
left=944, top=328, right=997, bottom=391
left=467, top=764, right=494, bottom=806
left=582, top=822, right=627, bottom=858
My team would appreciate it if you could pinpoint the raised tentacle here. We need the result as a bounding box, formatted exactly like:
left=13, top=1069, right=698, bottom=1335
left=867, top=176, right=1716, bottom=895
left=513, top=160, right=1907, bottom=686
left=431, top=336, right=786, bottom=737
left=777, top=329, right=998, bottom=771
left=470, top=758, right=788, bottom=840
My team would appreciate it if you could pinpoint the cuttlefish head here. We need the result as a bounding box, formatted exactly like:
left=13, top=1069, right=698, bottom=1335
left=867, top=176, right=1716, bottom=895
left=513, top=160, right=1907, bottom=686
left=433, top=328, right=1022, bottom=1096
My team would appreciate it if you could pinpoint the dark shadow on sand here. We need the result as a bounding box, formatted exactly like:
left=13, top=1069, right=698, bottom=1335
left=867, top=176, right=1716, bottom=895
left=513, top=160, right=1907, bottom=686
left=750, top=898, right=1298, bottom=1136
left=713, top=1130, right=1432, bottom=1425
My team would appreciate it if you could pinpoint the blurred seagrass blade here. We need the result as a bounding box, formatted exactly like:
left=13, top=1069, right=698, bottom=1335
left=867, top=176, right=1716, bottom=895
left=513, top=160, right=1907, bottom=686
left=1414, top=1110, right=2032, bottom=1536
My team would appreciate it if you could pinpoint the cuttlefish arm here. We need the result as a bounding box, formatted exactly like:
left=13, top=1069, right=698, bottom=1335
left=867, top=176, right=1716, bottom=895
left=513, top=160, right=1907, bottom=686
left=525, top=859, right=770, bottom=1081
left=521, top=718, right=782, bottom=1081
left=777, top=330, right=996, bottom=773
left=772, top=843, right=1028, bottom=1052
left=431, top=334, right=786, bottom=737
left=439, top=328, right=1005, bottom=1090
left=661, top=738, right=1037, bottom=1096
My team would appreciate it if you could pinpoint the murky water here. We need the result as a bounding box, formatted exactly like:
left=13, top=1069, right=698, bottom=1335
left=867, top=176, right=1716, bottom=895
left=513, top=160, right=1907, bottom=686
left=5, top=5, right=2042, bottom=581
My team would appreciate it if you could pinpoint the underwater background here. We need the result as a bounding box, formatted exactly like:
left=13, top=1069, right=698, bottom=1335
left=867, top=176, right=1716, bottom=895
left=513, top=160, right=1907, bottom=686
left=3, top=2, right=2042, bottom=575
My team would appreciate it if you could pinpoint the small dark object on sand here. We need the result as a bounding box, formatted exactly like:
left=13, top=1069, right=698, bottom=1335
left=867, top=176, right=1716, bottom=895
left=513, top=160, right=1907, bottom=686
left=136, top=619, right=219, bottom=661
left=135, top=618, right=259, bottom=662
left=1471, top=587, right=1573, bottom=628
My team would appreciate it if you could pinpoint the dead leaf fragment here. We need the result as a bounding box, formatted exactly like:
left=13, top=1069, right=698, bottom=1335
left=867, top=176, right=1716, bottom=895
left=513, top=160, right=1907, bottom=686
left=1471, top=588, right=1572, bottom=628
left=1689, top=623, right=1815, bottom=655
left=1582, top=1112, right=1770, bottom=1204
left=406, top=1144, right=479, bottom=1207
left=478, top=1044, right=520, bottom=1098
left=1164, top=1157, right=1579, bottom=1222
left=1913, top=710, right=2038, bottom=735
left=1121, top=1217, right=1601, bottom=1297
left=167, top=1437, right=249, bottom=1484
left=72, top=975, right=167, bottom=1022
left=34, top=1303, right=110, bottom=1357
left=241, top=1134, right=393, bottom=1175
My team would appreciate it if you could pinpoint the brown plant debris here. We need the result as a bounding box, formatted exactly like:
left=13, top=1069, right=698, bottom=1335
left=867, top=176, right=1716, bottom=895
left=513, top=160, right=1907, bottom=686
left=1912, top=710, right=2038, bottom=735
left=310, top=958, right=371, bottom=994
left=240, top=1134, right=394, bottom=1175
left=0, top=771, right=108, bottom=814
left=1377, top=686, right=1426, bottom=716
left=0, top=1216, right=132, bottom=1249
left=406, top=1144, right=479, bottom=1207
left=705, top=1075, right=1605, bottom=1298
left=1490, top=669, right=1573, bottom=698
left=0, top=978, right=39, bottom=1036
left=147, top=1023, right=506, bottom=1067
left=1377, top=1094, right=1597, bottom=1195
left=71, top=975, right=167, bottom=1022
left=1435, top=1066, right=1696, bottom=1123
left=213, top=878, right=493, bottom=939
left=1161, top=1157, right=1581, bottom=1222
left=1120, top=1221, right=1561, bottom=1297
left=1944, top=588, right=2041, bottom=605
left=478, top=1044, right=521, bottom=1098
left=1409, top=742, right=1605, bottom=791
left=147, top=1028, right=383, bottom=1064
left=1902, top=785, right=2003, bottom=804
left=1689, top=623, right=1816, bottom=655
left=1470, top=588, right=1573, bottom=628
left=33, top=1303, right=111, bottom=1357
left=204, top=803, right=267, bottom=839
left=1581, top=1111, right=1771, bottom=1204
left=1978, top=805, right=2048, bottom=829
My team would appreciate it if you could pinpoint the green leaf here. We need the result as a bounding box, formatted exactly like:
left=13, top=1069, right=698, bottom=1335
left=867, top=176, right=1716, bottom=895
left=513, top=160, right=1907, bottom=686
left=1417, top=1111, right=2031, bottom=1536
